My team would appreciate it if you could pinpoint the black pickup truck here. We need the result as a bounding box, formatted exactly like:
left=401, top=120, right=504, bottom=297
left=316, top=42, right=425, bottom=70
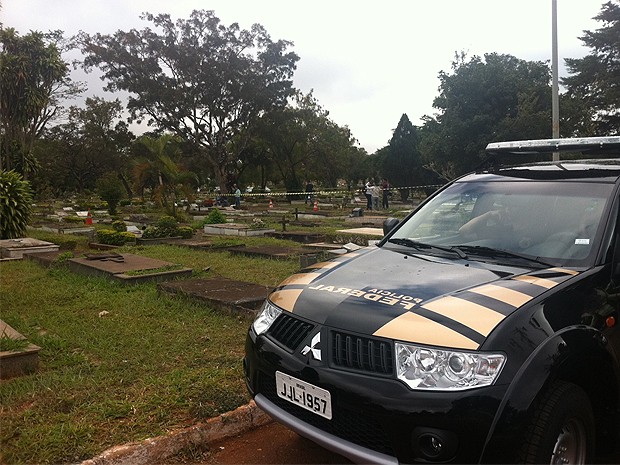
left=244, top=136, right=620, bottom=464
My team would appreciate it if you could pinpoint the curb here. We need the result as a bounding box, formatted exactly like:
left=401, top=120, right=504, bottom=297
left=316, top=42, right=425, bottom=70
left=80, top=401, right=272, bottom=465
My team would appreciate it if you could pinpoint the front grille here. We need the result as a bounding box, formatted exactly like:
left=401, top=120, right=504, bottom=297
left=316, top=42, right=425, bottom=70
left=331, top=331, right=394, bottom=376
left=259, top=374, right=394, bottom=456
left=267, top=313, right=314, bottom=351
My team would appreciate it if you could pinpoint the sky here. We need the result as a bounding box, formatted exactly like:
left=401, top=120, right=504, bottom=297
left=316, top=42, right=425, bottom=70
left=1, top=0, right=606, bottom=153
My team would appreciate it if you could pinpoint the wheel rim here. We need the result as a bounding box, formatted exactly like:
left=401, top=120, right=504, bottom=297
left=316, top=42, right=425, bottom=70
left=550, top=418, right=588, bottom=464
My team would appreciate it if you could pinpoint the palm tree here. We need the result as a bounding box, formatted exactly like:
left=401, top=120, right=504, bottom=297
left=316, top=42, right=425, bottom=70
left=132, top=134, right=198, bottom=216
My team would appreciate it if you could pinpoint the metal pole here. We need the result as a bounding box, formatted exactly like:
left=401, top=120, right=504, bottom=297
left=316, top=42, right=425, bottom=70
left=552, top=0, right=560, bottom=161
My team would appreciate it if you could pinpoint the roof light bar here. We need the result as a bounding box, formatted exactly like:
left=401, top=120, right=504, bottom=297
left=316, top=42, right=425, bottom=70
left=485, top=136, right=620, bottom=154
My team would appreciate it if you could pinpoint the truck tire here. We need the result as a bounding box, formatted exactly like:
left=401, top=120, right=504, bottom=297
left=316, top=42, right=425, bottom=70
left=520, top=381, right=595, bottom=464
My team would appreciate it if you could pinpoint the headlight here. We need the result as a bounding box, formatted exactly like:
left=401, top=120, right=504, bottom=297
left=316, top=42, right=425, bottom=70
left=252, top=300, right=282, bottom=335
left=395, top=342, right=505, bottom=391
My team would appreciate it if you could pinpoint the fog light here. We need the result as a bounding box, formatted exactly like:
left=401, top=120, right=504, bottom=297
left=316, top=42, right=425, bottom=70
left=413, top=427, right=458, bottom=461
left=419, top=434, right=443, bottom=458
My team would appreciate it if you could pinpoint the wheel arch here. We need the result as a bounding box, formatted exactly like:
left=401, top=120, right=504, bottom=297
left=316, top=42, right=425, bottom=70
left=481, top=326, right=619, bottom=463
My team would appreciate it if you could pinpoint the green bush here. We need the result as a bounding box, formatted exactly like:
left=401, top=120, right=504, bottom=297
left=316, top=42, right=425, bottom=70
left=112, top=220, right=127, bottom=232
left=63, top=215, right=85, bottom=224
left=0, top=170, right=33, bottom=239
left=96, top=229, right=136, bottom=246
left=204, top=208, right=227, bottom=225
left=178, top=226, right=194, bottom=239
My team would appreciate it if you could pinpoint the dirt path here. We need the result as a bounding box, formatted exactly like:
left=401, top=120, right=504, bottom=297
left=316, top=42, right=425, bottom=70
left=161, top=421, right=351, bottom=464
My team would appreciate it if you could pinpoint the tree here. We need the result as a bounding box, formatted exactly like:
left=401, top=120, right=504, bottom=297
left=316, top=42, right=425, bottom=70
left=96, top=172, right=124, bottom=215
left=132, top=134, right=198, bottom=216
left=78, top=10, right=299, bottom=192
left=253, top=92, right=363, bottom=195
left=382, top=114, right=433, bottom=201
left=420, top=53, right=552, bottom=177
left=562, top=0, right=620, bottom=135
left=33, top=97, right=134, bottom=195
left=0, top=28, right=81, bottom=178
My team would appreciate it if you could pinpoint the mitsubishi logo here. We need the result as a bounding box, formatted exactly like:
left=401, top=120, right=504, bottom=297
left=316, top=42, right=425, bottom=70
left=301, top=332, right=322, bottom=361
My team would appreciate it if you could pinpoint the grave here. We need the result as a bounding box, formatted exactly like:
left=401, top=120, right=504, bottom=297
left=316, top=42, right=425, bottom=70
left=336, top=227, right=384, bottom=237
left=203, top=223, right=275, bottom=237
left=158, top=277, right=271, bottom=314
left=67, top=252, right=192, bottom=284
left=0, top=238, right=59, bottom=259
left=0, top=320, right=41, bottom=379
left=228, top=245, right=316, bottom=261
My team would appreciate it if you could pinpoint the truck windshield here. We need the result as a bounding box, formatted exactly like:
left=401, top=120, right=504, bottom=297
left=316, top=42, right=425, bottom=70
left=389, top=179, right=614, bottom=267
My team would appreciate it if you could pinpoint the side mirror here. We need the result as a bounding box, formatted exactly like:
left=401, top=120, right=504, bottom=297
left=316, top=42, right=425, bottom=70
left=383, top=218, right=400, bottom=235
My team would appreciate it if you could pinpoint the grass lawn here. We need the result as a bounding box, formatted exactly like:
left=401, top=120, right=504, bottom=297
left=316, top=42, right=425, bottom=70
left=0, top=237, right=300, bottom=464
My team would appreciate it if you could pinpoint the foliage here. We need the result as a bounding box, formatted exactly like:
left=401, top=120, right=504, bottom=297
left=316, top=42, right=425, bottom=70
left=562, top=0, right=620, bottom=135
left=111, top=220, right=127, bottom=232
left=78, top=10, right=299, bottom=192
left=141, top=215, right=188, bottom=239
left=96, top=229, right=136, bottom=246
left=34, top=97, right=135, bottom=196
left=0, top=335, right=29, bottom=352
left=177, top=226, right=194, bottom=239
left=0, top=170, right=33, bottom=239
left=252, top=91, right=366, bottom=194
left=420, top=52, right=552, bottom=177
left=203, top=208, right=227, bottom=225
left=249, top=217, right=268, bottom=230
left=96, top=172, right=125, bottom=215
left=132, top=134, right=197, bottom=215
left=381, top=114, right=439, bottom=200
left=0, top=28, right=81, bottom=178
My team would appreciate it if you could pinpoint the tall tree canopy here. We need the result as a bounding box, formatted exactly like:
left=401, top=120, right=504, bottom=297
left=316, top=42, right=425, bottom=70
left=78, top=10, right=299, bottom=192
left=0, top=28, right=78, bottom=177
left=35, top=97, right=134, bottom=195
left=562, top=0, right=620, bottom=135
left=420, top=53, right=551, bottom=178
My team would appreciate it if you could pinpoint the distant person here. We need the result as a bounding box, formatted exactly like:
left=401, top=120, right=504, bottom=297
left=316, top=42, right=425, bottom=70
left=372, top=183, right=381, bottom=210
left=381, top=178, right=390, bottom=209
left=305, top=181, right=314, bottom=204
left=364, top=180, right=374, bottom=210
left=233, top=184, right=241, bottom=209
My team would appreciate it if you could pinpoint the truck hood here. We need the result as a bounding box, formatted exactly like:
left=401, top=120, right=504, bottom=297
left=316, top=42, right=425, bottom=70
left=268, top=246, right=580, bottom=350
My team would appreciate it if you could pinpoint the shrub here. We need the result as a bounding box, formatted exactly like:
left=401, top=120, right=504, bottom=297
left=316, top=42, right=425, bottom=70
left=178, top=226, right=194, bottom=239
left=204, top=208, right=227, bottom=225
left=112, top=220, right=127, bottom=232
left=96, top=229, right=136, bottom=246
left=156, top=215, right=179, bottom=237
left=0, top=170, right=33, bottom=239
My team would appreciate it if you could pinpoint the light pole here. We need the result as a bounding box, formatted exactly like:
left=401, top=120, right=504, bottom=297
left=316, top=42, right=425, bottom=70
left=552, top=0, right=560, bottom=161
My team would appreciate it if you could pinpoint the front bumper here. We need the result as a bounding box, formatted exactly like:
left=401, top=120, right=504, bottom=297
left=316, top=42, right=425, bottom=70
left=244, top=329, right=509, bottom=464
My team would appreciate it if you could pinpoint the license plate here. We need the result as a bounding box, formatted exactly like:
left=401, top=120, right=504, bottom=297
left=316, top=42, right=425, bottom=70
left=275, top=371, right=332, bottom=420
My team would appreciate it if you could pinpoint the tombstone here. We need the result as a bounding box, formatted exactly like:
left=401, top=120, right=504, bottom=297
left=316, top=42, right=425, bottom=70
left=351, top=208, right=364, bottom=217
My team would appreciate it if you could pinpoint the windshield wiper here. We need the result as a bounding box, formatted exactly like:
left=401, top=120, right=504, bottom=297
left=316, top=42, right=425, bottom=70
left=388, top=238, right=468, bottom=259
left=456, top=245, right=552, bottom=268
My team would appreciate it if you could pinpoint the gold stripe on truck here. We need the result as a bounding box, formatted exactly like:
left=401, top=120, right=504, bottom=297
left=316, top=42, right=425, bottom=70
left=421, top=296, right=506, bottom=336
left=278, top=273, right=323, bottom=287
left=512, top=275, right=558, bottom=289
left=269, top=289, right=303, bottom=312
left=373, top=311, right=479, bottom=350
left=467, top=284, right=532, bottom=308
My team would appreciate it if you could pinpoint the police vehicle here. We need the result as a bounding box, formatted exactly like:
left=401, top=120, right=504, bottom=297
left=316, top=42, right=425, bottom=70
left=244, top=136, right=620, bottom=464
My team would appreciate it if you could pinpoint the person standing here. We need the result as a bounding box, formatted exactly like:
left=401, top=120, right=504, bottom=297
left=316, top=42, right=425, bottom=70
left=305, top=181, right=314, bottom=204
left=381, top=178, right=390, bottom=209
left=364, top=180, right=374, bottom=210
left=234, top=184, right=241, bottom=209
left=372, top=183, right=381, bottom=210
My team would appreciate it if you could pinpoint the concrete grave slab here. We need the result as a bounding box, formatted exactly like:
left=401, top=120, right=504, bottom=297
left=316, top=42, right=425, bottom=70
left=0, top=320, right=41, bottom=379
left=336, top=227, right=384, bottom=236
left=67, top=253, right=192, bottom=284
left=158, top=277, right=271, bottom=313
left=0, top=238, right=59, bottom=259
